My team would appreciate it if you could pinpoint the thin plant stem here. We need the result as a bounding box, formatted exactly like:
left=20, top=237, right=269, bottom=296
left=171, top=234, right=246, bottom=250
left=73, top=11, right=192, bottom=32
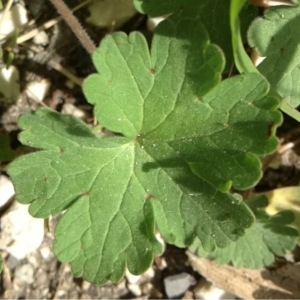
left=48, top=60, right=83, bottom=86
left=49, top=0, right=96, bottom=54
left=17, top=0, right=91, bottom=44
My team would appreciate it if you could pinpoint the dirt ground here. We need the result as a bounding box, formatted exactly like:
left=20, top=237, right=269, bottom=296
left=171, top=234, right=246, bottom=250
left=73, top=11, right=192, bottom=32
left=1, top=0, right=300, bottom=299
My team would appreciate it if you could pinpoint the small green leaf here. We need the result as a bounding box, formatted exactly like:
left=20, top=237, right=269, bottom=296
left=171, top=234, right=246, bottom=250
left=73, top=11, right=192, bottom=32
left=248, top=0, right=300, bottom=107
left=190, top=195, right=298, bottom=268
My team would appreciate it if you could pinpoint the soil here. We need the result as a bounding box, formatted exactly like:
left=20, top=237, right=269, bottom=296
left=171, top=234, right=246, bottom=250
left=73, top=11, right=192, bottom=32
left=1, top=0, right=300, bottom=299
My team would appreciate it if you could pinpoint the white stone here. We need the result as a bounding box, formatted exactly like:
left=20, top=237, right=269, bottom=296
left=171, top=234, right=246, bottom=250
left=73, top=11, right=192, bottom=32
left=56, top=290, right=66, bottom=297
left=14, top=264, right=34, bottom=284
left=0, top=175, right=15, bottom=207
left=40, top=247, right=51, bottom=260
left=194, top=280, right=236, bottom=300
left=0, top=4, right=28, bottom=38
left=25, top=79, right=50, bottom=103
left=125, top=269, right=141, bottom=284
left=0, top=202, right=44, bottom=259
left=33, top=31, right=49, bottom=46
left=27, top=254, right=38, bottom=267
left=127, top=283, right=142, bottom=297
left=144, top=266, right=155, bottom=279
left=164, top=272, right=196, bottom=298
left=61, top=103, right=86, bottom=119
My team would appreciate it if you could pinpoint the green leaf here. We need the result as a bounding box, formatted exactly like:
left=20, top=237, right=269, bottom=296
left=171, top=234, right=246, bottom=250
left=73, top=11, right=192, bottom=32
left=230, top=0, right=258, bottom=74
left=8, top=109, right=163, bottom=282
left=190, top=196, right=298, bottom=268
left=9, top=17, right=281, bottom=283
left=134, top=0, right=256, bottom=69
left=86, top=17, right=281, bottom=191
left=248, top=0, right=300, bottom=108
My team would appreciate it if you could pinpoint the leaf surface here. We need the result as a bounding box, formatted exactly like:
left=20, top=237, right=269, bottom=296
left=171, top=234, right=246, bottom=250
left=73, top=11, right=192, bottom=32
left=134, top=0, right=256, bottom=68
left=248, top=0, right=300, bottom=107
left=9, top=17, right=281, bottom=283
left=190, top=196, right=298, bottom=268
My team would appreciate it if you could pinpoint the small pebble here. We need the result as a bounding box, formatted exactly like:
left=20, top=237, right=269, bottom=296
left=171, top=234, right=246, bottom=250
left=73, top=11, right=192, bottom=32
left=140, top=281, right=153, bottom=295
left=82, top=280, right=91, bottom=290
left=0, top=4, right=28, bottom=37
left=27, top=254, right=38, bottom=267
left=126, top=270, right=141, bottom=284
left=164, top=272, right=196, bottom=298
left=116, top=279, right=127, bottom=295
left=40, top=247, right=51, bottom=260
left=14, top=263, right=34, bottom=284
left=56, top=290, right=66, bottom=298
left=127, top=283, right=142, bottom=297
left=6, top=254, right=18, bottom=270
left=193, top=279, right=236, bottom=300
left=0, top=175, right=14, bottom=207
left=61, top=103, right=86, bottom=119
left=1, top=202, right=44, bottom=259
left=34, top=269, right=48, bottom=286
left=144, top=266, right=155, bottom=279
left=25, top=79, right=50, bottom=103
left=33, top=31, right=49, bottom=46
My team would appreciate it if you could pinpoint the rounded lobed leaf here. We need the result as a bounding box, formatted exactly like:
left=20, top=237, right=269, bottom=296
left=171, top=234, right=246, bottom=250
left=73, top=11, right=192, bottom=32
left=248, top=0, right=300, bottom=107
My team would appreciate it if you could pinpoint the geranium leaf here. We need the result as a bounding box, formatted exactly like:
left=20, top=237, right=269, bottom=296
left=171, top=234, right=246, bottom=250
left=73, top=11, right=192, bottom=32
left=134, top=0, right=256, bottom=68
left=8, top=16, right=282, bottom=283
left=190, top=196, right=298, bottom=268
left=248, top=0, right=300, bottom=107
